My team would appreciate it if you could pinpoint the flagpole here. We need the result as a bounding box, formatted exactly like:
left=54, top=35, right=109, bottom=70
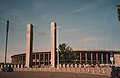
left=5, top=20, right=9, bottom=64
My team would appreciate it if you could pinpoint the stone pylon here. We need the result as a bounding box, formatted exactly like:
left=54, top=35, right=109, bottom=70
left=50, top=22, right=57, bottom=67
left=25, top=24, right=33, bottom=67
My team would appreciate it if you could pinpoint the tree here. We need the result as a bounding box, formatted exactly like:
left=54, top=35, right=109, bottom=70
left=58, top=43, right=75, bottom=63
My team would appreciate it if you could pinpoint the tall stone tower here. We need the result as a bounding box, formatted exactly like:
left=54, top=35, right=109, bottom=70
left=25, top=24, right=33, bottom=67
left=50, top=22, right=57, bottom=67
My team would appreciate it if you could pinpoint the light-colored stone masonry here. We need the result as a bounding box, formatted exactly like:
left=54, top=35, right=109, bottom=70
left=0, top=64, right=111, bottom=76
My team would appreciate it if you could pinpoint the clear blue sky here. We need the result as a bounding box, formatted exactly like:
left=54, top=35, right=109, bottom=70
left=0, top=0, right=120, bottom=62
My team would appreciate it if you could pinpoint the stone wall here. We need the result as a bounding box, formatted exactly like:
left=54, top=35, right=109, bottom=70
left=0, top=64, right=111, bottom=76
left=12, top=67, right=111, bottom=76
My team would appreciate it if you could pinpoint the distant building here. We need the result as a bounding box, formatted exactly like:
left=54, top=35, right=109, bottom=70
left=11, top=50, right=120, bottom=67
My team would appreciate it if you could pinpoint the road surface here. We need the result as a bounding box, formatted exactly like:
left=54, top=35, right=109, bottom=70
left=0, top=71, right=110, bottom=78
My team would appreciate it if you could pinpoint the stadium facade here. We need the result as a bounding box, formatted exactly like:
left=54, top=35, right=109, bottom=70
left=11, top=50, right=120, bottom=67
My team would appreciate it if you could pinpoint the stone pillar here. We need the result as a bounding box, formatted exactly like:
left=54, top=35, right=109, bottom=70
left=80, top=52, right=81, bottom=63
left=1, top=64, right=3, bottom=69
left=43, top=53, right=45, bottom=65
left=50, top=22, right=57, bottom=67
left=14, top=64, right=16, bottom=68
left=21, top=64, right=23, bottom=68
left=11, top=64, right=13, bottom=68
left=22, top=55, right=24, bottom=64
left=35, top=54, right=36, bottom=66
left=75, top=64, right=77, bottom=68
left=39, top=54, right=40, bottom=65
left=96, top=53, right=98, bottom=64
left=101, top=53, right=103, bottom=64
left=106, top=53, right=108, bottom=64
left=85, top=52, right=87, bottom=64
left=25, top=24, right=33, bottom=68
left=47, top=53, right=49, bottom=64
left=91, top=53, right=93, bottom=64
left=67, top=64, right=69, bottom=68
left=18, top=64, right=19, bottom=68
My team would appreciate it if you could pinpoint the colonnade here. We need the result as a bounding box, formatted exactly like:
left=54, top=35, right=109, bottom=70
left=11, top=52, right=51, bottom=66
left=73, top=52, right=111, bottom=64
left=11, top=54, right=26, bottom=64
left=11, top=51, right=112, bottom=67
left=32, top=53, right=51, bottom=66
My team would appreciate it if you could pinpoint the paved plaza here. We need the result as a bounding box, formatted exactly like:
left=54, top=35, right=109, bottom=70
left=0, top=71, right=110, bottom=78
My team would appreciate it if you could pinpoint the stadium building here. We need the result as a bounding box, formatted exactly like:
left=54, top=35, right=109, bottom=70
left=11, top=50, right=120, bottom=67
left=11, top=22, right=120, bottom=67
